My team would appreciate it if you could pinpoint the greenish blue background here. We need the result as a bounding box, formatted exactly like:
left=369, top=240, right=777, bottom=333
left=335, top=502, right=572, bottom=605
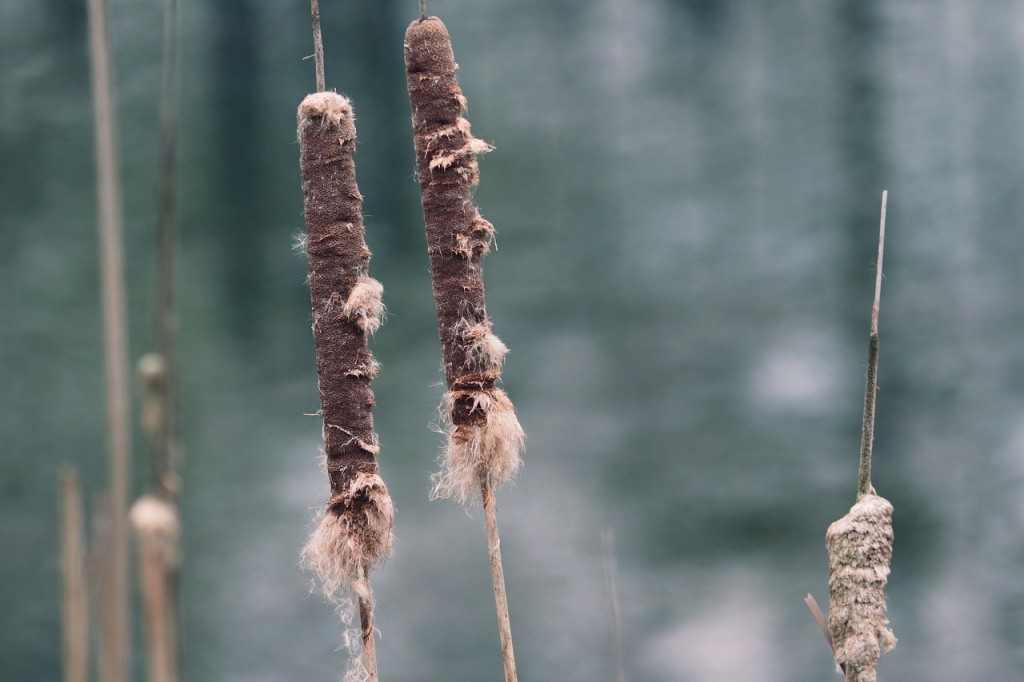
left=3, top=0, right=1023, bottom=679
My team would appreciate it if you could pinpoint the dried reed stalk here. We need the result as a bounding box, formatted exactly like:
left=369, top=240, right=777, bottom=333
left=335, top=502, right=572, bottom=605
left=298, top=89, right=393, bottom=681
left=131, top=3, right=185, bottom=678
left=405, top=16, right=525, bottom=682
left=87, top=0, right=132, bottom=678
left=309, top=0, right=325, bottom=93
left=825, top=191, right=896, bottom=682
left=60, top=470, right=89, bottom=682
left=152, top=0, right=182, bottom=502
left=602, top=530, right=627, bottom=682
left=130, top=495, right=181, bottom=682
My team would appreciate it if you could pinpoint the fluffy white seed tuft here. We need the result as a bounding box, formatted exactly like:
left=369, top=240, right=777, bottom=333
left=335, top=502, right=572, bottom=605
left=302, top=473, right=394, bottom=601
left=431, top=388, right=525, bottom=505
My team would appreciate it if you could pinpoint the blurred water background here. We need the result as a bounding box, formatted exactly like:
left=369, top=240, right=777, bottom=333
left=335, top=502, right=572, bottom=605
left=3, top=0, right=1024, bottom=680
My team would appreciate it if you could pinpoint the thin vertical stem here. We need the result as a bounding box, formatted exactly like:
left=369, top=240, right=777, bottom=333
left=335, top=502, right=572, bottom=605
left=482, top=480, right=518, bottom=682
left=132, top=496, right=181, bottom=682
left=310, top=0, right=325, bottom=92
left=60, top=470, right=89, bottom=682
left=857, top=190, right=887, bottom=498
left=154, top=0, right=182, bottom=500
left=601, top=530, right=626, bottom=682
left=419, top=0, right=428, bottom=21
left=87, top=0, right=132, bottom=678
left=358, top=566, right=378, bottom=681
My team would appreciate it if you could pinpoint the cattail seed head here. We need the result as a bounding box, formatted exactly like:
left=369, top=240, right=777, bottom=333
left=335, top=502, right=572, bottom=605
left=407, top=16, right=526, bottom=507
left=298, top=90, right=393, bottom=601
left=826, top=493, right=897, bottom=681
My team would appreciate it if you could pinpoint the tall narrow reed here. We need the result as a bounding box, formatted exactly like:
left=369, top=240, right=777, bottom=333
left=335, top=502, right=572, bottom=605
left=130, top=1, right=185, bottom=679
left=825, top=191, right=896, bottom=682
left=130, top=493, right=181, bottom=682
left=601, top=530, right=627, bottom=682
left=135, top=354, right=182, bottom=682
left=60, top=470, right=89, bottom=682
left=297, top=12, right=393, bottom=679
left=405, top=16, right=525, bottom=682
left=152, top=0, right=183, bottom=502
left=87, top=0, right=132, bottom=678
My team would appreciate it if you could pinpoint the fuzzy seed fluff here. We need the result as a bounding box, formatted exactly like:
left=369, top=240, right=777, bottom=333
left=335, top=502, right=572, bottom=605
left=297, top=91, right=353, bottom=132
left=826, top=493, right=897, bottom=682
left=461, top=321, right=509, bottom=371
left=303, top=473, right=394, bottom=601
left=342, top=276, right=385, bottom=334
left=431, top=388, right=525, bottom=505
left=130, top=494, right=181, bottom=566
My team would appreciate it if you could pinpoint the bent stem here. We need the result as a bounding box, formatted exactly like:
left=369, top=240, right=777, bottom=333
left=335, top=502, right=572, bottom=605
left=482, top=479, right=517, bottom=682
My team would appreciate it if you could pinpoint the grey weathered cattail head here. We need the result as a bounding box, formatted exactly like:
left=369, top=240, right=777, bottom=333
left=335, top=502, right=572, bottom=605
left=826, top=493, right=897, bottom=681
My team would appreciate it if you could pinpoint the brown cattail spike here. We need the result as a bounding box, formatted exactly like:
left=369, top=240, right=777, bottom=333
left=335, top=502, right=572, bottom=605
left=405, top=17, right=524, bottom=506
left=297, top=91, right=393, bottom=600
left=406, top=16, right=524, bottom=682
left=826, top=494, right=897, bottom=681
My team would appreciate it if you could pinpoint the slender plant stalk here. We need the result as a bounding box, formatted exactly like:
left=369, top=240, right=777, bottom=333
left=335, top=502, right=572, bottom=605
left=92, top=494, right=116, bottom=682
left=857, top=190, right=886, bottom=498
left=601, top=530, right=626, bottom=682
left=132, top=2, right=184, bottom=678
left=482, top=481, right=517, bottom=682
left=136, top=359, right=181, bottom=682
left=153, top=0, right=182, bottom=500
left=131, top=495, right=181, bottom=682
left=405, top=16, right=525, bottom=682
left=803, top=592, right=832, bottom=653
left=298, top=10, right=393, bottom=677
left=60, top=470, right=89, bottom=682
left=309, top=0, right=325, bottom=93
left=825, top=191, right=896, bottom=682
left=87, top=0, right=132, bottom=679
left=358, top=565, right=378, bottom=680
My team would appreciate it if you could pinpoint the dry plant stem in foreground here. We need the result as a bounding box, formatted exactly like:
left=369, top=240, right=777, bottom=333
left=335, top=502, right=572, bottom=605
left=298, top=91, right=393, bottom=680
left=87, top=0, right=132, bottom=678
left=130, top=495, right=181, bottom=682
left=60, top=470, right=89, bottom=682
left=601, top=530, right=627, bottom=682
left=826, top=191, right=896, bottom=682
left=405, top=17, right=525, bottom=682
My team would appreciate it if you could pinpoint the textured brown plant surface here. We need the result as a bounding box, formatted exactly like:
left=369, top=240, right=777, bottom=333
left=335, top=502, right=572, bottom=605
left=826, top=493, right=897, bottom=682
left=298, top=91, right=392, bottom=595
left=405, top=16, right=523, bottom=504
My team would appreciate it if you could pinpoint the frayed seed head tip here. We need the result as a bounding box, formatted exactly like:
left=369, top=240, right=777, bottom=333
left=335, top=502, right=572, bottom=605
left=297, top=91, right=354, bottom=132
left=303, top=473, right=394, bottom=601
left=431, top=388, right=525, bottom=505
